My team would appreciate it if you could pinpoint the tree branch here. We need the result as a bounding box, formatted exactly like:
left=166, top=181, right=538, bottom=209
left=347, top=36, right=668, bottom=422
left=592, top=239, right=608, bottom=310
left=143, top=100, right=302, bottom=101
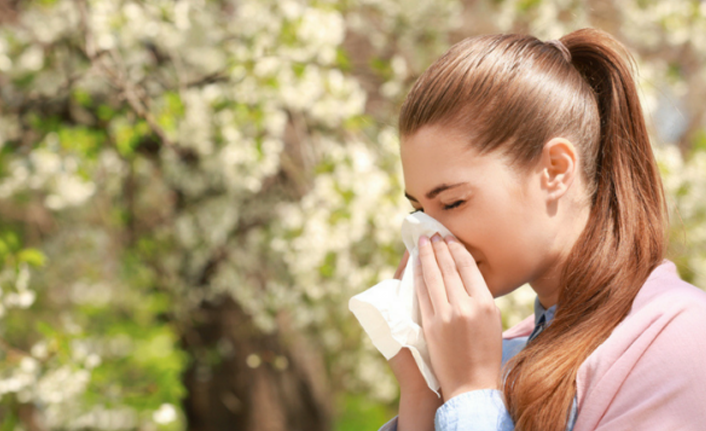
left=76, top=0, right=174, bottom=148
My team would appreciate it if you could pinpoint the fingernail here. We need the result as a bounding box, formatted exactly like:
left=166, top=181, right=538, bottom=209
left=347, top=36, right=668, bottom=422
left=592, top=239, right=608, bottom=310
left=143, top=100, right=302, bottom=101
left=419, top=235, right=429, bottom=246
left=431, top=233, right=442, bottom=243
left=444, top=235, right=456, bottom=244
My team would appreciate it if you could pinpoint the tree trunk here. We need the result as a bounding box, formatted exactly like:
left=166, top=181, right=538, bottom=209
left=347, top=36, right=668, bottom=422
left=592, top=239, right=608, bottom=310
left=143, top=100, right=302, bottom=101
left=182, top=299, right=332, bottom=431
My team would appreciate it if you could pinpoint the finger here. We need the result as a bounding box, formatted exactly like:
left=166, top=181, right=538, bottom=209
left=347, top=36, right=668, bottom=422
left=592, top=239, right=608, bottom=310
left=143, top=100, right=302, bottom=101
left=414, top=254, right=433, bottom=319
left=393, top=250, right=410, bottom=280
left=445, top=236, right=494, bottom=303
left=430, top=233, right=467, bottom=304
left=418, top=235, right=449, bottom=309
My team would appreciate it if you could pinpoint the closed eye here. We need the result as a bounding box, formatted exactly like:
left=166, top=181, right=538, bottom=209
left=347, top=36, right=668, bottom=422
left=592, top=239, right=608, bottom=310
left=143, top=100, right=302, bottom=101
left=443, top=200, right=464, bottom=210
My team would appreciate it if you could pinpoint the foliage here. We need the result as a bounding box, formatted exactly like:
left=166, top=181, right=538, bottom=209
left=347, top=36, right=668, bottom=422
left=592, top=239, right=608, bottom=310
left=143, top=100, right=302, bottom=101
left=0, top=0, right=705, bottom=429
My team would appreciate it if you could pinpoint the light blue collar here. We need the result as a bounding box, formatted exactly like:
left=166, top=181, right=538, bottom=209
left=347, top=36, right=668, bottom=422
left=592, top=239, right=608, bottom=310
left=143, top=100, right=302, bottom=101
left=533, top=297, right=557, bottom=326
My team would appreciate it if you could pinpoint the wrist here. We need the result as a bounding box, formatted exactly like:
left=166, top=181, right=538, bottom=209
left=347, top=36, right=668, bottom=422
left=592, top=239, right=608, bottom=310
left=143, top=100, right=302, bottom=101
left=399, top=381, right=438, bottom=398
left=397, top=386, right=442, bottom=431
left=389, top=348, right=429, bottom=391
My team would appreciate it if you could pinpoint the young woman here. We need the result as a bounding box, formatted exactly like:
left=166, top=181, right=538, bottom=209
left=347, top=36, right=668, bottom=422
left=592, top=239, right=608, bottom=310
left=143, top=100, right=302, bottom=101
left=381, top=28, right=706, bottom=431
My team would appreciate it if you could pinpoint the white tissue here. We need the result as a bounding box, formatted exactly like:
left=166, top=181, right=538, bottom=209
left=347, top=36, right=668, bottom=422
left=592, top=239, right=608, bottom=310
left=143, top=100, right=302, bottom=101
left=348, top=211, right=454, bottom=394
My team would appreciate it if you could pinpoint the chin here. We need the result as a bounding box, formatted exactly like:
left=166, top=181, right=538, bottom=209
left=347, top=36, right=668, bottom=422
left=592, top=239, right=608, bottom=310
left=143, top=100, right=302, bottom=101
left=484, top=275, right=522, bottom=299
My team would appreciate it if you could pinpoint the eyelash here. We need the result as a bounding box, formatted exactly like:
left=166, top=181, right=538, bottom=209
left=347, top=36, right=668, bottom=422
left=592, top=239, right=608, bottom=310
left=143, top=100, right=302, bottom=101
left=444, top=200, right=464, bottom=210
left=409, top=200, right=465, bottom=214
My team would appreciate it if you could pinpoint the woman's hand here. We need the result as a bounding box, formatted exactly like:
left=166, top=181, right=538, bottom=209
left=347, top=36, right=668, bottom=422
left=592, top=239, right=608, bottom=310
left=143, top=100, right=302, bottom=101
left=415, top=234, right=503, bottom=402
left=388, top=250, right=441, bottom=431
left=388, top=249, right=429, bottom=391
left=389, top=348, right=442, bottom=431
left=393, top=249, right=410, bottom=281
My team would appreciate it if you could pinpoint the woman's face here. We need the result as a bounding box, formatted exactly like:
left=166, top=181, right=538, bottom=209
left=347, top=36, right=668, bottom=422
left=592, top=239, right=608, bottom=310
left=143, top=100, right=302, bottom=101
left=401, top=124, right=565, bottom=299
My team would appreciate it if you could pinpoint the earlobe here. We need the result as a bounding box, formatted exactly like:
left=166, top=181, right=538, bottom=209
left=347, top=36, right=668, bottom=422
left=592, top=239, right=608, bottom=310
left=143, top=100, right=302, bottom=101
left=541, top=137, right=579, bottom=201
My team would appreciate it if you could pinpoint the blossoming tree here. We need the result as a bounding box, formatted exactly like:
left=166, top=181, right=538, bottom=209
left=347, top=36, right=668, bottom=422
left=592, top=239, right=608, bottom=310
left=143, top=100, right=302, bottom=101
left=0, top=0, right=705, bottom=430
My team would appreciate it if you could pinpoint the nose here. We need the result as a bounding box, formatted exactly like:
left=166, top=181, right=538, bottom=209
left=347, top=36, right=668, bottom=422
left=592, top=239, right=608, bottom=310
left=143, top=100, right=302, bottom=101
left=423, top=209, right=449, bottom=227
left=420, top=211, right=458, bottom=242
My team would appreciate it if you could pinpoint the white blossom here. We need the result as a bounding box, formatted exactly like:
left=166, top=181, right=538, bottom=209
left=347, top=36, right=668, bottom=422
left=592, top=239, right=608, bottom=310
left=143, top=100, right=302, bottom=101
left=153, top=403, right=178, bottom=424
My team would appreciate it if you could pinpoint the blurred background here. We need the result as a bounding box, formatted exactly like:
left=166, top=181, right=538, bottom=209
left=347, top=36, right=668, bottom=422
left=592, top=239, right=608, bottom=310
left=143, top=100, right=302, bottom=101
left=0, top=0, right=705, bottom=429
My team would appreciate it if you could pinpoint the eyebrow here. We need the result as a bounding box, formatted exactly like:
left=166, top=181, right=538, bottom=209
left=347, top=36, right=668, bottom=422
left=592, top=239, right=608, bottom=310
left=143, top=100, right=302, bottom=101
left=404, top=182, right=467, bottom=202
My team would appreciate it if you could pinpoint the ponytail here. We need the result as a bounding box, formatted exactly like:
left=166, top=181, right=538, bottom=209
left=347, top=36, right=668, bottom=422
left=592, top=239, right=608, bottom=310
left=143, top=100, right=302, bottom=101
left=502, top=29, right=667, bottom=431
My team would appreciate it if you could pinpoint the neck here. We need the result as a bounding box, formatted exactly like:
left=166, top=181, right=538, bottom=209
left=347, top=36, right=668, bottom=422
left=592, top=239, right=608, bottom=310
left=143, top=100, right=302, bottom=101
left=530, top=267, right=562, bottom=309
left=531, top=192, right=591, bottom=309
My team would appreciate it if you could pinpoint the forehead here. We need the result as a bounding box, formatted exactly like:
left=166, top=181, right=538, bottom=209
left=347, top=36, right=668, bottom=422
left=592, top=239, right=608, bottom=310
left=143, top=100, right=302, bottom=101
left=400, top=125, right=527, bottom=199
left=401, top=126, right=481, bottom=191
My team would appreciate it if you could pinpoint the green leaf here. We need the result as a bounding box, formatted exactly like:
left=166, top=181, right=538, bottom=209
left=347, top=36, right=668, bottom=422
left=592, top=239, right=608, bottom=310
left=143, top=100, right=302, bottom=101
left=18, top=248, right=46, bottom=267
left=58, top=126, right=106, bottom=158
left=72, top=89, right=93, bottom=107
left=689, top=129, right=706, bottom=157
left=113, top=120, right=151, bottom=157
left=97, top=105, right=116, bottom=122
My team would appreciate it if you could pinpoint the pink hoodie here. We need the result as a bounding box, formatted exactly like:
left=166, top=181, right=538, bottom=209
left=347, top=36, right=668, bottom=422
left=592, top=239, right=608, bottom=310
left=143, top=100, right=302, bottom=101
left=502, top=260, right=706, bottom=430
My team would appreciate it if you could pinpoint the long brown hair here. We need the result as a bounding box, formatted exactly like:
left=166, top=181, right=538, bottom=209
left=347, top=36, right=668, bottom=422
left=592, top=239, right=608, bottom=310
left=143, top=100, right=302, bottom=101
left=399, top=29, right=667, bottom=431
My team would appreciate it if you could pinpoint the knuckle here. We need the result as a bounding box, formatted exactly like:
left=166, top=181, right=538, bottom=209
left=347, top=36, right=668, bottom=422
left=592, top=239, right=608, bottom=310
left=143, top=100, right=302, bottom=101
left=462, top=301, right=477, bottom=315
left=478, top=301, right=496, bottom=315
left=439, top=261, right=457, bottom=275
left=418, top=246, right=434, bottom=258
left=438, top=310, right=453, bottom=325
left=448, top=240, right=462, bottom=250
left=452, top=307, right=473, bottom=323
left=423, top=271, right=441, bottom=286
left=431, top=239, right=447, bottom=252
left=455, top=255, right=475, bottom=270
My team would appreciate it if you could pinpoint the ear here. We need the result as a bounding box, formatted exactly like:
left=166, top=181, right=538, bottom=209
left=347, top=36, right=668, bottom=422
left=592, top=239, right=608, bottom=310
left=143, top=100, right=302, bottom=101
left=539, top=137, right=579, bottom=201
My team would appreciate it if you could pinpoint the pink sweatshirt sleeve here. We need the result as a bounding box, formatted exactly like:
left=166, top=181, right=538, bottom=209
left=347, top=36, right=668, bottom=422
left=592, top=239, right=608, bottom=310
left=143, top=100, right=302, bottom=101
left=575, top=262, right=706, bottom=430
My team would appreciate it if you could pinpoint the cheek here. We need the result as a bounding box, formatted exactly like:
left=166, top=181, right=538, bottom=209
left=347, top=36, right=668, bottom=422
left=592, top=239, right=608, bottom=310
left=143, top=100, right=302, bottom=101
left=440, top=216, right=480, bottom=247
left=450, top=206, right=540, bottom=293
left=445, top=203, right=513, bottom=242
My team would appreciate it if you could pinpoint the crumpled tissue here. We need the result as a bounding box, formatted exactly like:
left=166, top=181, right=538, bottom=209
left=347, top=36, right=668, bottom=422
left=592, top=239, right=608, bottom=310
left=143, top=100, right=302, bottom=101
left=348, top=211, right=453, bottom=394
